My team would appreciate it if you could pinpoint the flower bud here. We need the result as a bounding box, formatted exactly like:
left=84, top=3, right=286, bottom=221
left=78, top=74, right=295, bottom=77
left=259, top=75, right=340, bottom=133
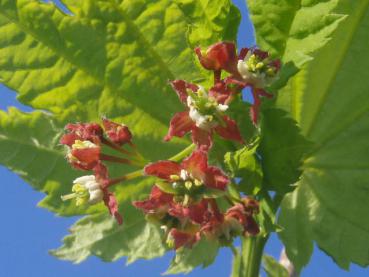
left=102, top=118, right=132, bottom=145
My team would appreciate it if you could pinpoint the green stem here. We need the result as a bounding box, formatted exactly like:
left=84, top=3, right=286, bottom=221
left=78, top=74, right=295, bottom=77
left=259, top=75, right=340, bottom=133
left=168, top=144, right=195, bottom=162
left=241, top=235, right=268, bottom=277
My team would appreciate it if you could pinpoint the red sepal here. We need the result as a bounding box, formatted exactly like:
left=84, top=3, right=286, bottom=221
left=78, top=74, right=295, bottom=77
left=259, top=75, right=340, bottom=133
left=204, top=166, right=229, bottom=190
left=215, top=116, right=244, bottom=144
left=144, top=161, right=181, bottom=181
left=103, top=190, right=123, bottom=225
left=191, top=127, right=212, bottom=152
left=70, top=147, right=100, bottom=170
left=164, top=111, right=194, bottom=142
left=195, top=42, right=238, bottom=74
left=102, top=118, right=132, bottom=145
left=169, top=228, right=200, bottom=249
left=170, top=80, right=198, bottom=104
left=133, top=185, right=173, bottom=213
left=64, top=123, right=103, bottom=144
left=181, top=150, right=208, bottom=181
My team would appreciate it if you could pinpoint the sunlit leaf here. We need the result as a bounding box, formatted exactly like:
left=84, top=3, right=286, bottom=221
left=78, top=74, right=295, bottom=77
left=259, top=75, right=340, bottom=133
left=165, top=238, right=219, bottom=275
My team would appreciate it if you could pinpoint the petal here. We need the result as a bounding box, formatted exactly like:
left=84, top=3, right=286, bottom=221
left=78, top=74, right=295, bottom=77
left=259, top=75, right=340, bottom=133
left=168, top=200, right=209, bottom=224
left=170, top=80, right=198, bottom=104
left=209, top=81, right=234, bottom=105
left=66, top=123, right=103, bottom=143
left=215, top=116, right=244, bottom=143
left=103, top=191, right=123, bottom=225
left=164, top=111, right=194, bottom=141
left=71, top=147, right=100, bottom=164
left=253, top=48, right=269, bottom=60
left=191, top=127, right=213, bottom=151
left=181, top=150, right=208, bottom=180
left=102, top=118, right=132, bottom=145
left=133, top=186, right=173, bottom=213
left=144, top=161, right=181, bottom=180
left=169, top=229, right=199, bottom=249
left=60, top=133, right=80, bottom=146
left=204, top=166, right=230, bottom=190
left=195, top=42, right=238, bottom=74
left=244, top=216, right=260, bottom=236
left=238, top=47, right=250, bottom=60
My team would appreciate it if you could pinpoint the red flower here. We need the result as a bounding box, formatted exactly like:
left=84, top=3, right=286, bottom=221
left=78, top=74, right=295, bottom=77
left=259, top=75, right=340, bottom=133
left=144, top=150, right=230, bottom=192
left=165, top=80, right=243, bottom=151
left=102, top=118, right=132, bottom=145
left=133, top=185, right=173, bottom=215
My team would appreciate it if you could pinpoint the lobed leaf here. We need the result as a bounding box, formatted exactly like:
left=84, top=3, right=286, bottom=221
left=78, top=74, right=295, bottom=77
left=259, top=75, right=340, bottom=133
left=165, top=238, right=219, bottom=275
left=259, top=108, right=312, bottom=193
left=249, top=0, right=369, bottom=271
left=247, top=0, right=347, bottom=91
left=224, top=142, right=262, bottom=195
left=0, top=0, right=241, bottom=269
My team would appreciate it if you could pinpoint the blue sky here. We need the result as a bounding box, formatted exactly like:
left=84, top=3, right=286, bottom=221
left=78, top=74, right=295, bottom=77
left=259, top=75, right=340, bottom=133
left=0, top=0, right=367, bottom=276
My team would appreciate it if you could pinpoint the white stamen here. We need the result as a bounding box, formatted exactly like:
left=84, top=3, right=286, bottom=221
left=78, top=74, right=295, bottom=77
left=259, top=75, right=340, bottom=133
left=180, top=169, right=188, bottom=180
left=73, top=175, right=103, bottom=204
left=216, top=104, right=228, bottom=112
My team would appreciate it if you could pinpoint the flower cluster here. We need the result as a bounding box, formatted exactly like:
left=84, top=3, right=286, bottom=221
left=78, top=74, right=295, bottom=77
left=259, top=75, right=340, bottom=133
left=60, top=119, right=137, bottom=225
left=195, top=42, right=281, bottom=124
left=133, top=150, right=260, bottom=249
left=130, top=41, right=280, bottom=249
left=60, top=41, right=280, bottom=251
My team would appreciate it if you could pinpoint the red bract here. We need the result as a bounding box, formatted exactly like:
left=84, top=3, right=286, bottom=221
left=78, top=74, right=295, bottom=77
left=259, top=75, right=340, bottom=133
left=60, top=123, right=103, bottom=146
left=168, top=228, right=201, bottom=249
left=133, top=185, right=173, bottom=214
left=144, top=150, right=229, bottom=191
left=102, top=118, right=132, bottom=145
left=94, top=163, right=123, bottom=225
left=165, top=80, right=243, bottom=151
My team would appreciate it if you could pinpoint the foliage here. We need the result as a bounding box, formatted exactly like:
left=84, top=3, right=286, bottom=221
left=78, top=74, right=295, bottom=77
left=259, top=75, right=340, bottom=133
left=262, top=255, right=289, bottom=277
left=249, top=0, right=369, bottom=272
left=0, top=0, right=369, bottom=276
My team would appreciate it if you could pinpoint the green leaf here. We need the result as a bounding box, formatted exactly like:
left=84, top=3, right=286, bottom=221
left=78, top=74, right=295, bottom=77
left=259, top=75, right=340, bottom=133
left=247, top=0, right=347, bottom=91
left=259, top=108, right=312, bottom=193
left=0, top=0, right=241, bottom=266
left=0, top=0, right=239, bottom=213
left=0, top=108, right=106, bottom=215
left=247, top=0, right=346, bottom=65
left=224, top=142, right=262, bottom=195
left=51, top=205, right=167, bottom=264
left=202, top=187, right=226, bottom=199
left=262, top=1, right=369, bottom=272
left=257, top=197, right=281, bottom=237
left=165, top=237, right=219, bottom=275
left=175, top=0, right=240, bottom=48
left=263, top=255, right=289, bottom=277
